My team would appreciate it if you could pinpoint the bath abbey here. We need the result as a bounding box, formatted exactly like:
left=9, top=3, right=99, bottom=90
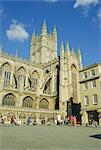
left=0, top=20, right=101, bottom=125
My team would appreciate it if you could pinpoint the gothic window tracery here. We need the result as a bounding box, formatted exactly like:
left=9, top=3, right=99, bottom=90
left=2, top=93, right=15, bottom=106
left=39, top=98, right=49, bottom=109
left=31, top=71, right=39, bottom=91
left=22, top=96, right=33, bottom=108
left=43, top=78, right=51, bottom=94
left=17, top=67, right=26, bottom=87
left=71, top=64, right=78, bottom=102
left=1, top=63, right=11, bottom=87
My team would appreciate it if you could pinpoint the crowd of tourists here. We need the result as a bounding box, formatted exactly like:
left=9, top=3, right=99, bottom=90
left=55, top=115, right=77, bottom=127
left=0, top=114, right=98, bottom=127
left=0, top=115, right=22, bottom=126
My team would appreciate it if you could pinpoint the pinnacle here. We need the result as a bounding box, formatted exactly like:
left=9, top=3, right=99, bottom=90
left=42, top=19, right=47, bottom=29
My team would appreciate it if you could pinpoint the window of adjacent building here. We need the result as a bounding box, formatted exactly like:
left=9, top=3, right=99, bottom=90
left=84, top=96, right=89, bottom=106
left=93, top=94, right=97, bottom=105
left=91, top=69, right=95, bottom=77
left=83, top=72, right=87, bottom=79
left=92, top=80, right=96, bottom=88
left=84, top=82, right=88, bottom=90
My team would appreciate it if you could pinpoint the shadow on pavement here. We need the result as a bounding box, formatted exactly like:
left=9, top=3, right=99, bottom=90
left=90, top=134, right=101, bottom=140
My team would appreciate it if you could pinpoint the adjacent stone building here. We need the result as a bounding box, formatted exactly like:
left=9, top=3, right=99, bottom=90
left=80, top=63, right=101, bottom=125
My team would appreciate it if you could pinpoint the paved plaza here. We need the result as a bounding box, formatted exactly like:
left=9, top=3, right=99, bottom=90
left=0, top=125, right=101, bottom=150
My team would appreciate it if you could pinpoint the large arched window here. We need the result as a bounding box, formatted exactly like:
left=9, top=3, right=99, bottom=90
left=2, top=93, right=15, bottom=106
left=43, top=78, right=51, bottom=94
left=1, top=62, right=11, bottom=87
left=31, top=70, right=39, bottom=91
left=17, top=67, right=26, bottom=87
left=22, top=96, right=33, bottom=108
left=39, top=98, right=49, bottom=109
left=71, top=64, right=78, bottom=103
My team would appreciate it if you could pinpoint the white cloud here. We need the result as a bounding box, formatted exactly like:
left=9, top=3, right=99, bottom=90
left=73, top=0, right=99, bottom=8
left=6, top=19, right=29, bottom=42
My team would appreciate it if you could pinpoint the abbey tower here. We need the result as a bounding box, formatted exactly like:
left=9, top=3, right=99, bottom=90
left=30, top=20, right=58, bottom=64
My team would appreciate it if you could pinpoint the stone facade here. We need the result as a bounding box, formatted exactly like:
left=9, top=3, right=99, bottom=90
left=0, top=21, right=59, bottom=124
left=0, top=20, right=100, bottom=125
left=80, top=64, right=101, bottom=125
left=59, top=42, right=82, bottom=118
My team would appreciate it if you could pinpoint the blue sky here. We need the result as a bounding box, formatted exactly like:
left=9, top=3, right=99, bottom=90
left=0, top=0, right=101, bottom=67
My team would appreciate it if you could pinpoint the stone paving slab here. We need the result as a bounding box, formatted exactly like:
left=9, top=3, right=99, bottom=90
left=0, top=125, right=101, bottom=150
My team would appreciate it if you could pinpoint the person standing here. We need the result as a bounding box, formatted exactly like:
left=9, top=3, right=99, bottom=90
left=70, top=115, right=73, bottom=126
left=27, top=114, right=30, bottom=125
left=73, top=116, right=77, bottom=127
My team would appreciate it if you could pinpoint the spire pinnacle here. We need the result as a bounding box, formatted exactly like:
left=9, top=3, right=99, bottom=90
left=60, top=42, right=64, bottom=57
left=61, top=42, right=64, bottom=50
left=77, top=47, right=83, bottom=70
left=32, top=30, right=35, bottom=36
left=71, top=48, right=75, bottom=55
left=42, top=19, right=47, bottom=35
left=53, top=24, right=56, bottom=33
left=42, top=19, right=47, bottom=29
left=15, top=49, right=18, bottom=58
left=65, top=40, right=70, bottom=57
left=77, top=47, right=81, bottom=56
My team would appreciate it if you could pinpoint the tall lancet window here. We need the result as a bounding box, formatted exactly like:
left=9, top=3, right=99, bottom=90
left=71, top=64, right=78, bottom=103
left=43, top=78, right=51, bottom=94
left=1, top=63, right=11, bottom=87
left=17, top=67, right=26, bottom=87
left=31, top=70, right=39, bottom=91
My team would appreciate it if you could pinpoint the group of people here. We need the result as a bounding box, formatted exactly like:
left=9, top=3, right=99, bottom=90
left=65, top=115, right=77, bottom=127
left=0, top=114, right=78, bottom=127
left=54, top=115, right=77, bottom=127
left=0, top=115, right=22, bottom=126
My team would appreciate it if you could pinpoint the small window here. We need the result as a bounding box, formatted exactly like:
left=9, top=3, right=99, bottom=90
left=84, top=96, right=89, bottom=106
left=84, top=82, right=88, bottom=90
left=83, top=72, right=87, bottom=79
left=91, top=70, right=95, bottom=77
left=93, top=94, right=97, bottom=105
left=92, top=80, right=96, bottom=88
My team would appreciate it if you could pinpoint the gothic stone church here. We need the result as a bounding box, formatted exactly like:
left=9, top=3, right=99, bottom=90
left=0, top=21, right=82, bottom=124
